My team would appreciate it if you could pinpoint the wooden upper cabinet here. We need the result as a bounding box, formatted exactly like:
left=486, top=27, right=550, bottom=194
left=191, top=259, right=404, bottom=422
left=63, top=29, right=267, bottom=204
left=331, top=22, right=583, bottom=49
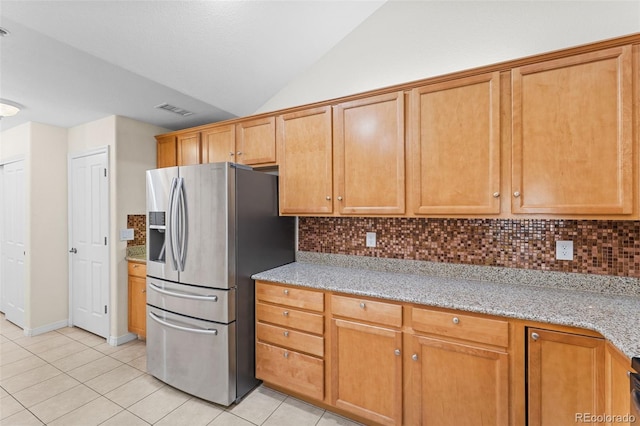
left=512, top=46, right=633, bottom=215
left=277, top=106, right=333, bottom=215
left=333, top=91, right=406, bottom=215
left=410, top=72, right=501, bottom=215
left=176, top=131, right=202, bottom=166
left=235, top=117, right=277, bottom=166
left=202, top=124, right=236, bottom=164
left=156, top=135, right=177, bottom=168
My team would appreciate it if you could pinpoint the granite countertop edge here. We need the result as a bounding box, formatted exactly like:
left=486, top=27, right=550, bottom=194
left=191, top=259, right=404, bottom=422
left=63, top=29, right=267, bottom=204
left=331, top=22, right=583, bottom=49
left=253, top=258, right=640, bottom=360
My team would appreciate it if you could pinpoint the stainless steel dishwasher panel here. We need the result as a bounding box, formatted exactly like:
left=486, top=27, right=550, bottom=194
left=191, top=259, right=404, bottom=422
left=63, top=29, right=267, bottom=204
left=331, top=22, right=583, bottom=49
left=147, top=306, right=236, bottom=405
left=147, top=277, right=235, bottom=323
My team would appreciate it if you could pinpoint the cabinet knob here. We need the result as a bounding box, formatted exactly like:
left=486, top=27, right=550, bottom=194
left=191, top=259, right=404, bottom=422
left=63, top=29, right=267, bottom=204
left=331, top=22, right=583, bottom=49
left=394, top=349, right=401, bottom=356
left=412, top=354, right=418, bottom=361
left=531, top=332, right=539, bottom=341
left=326, top=196, right=331, bottom=201
left=513, top=191, right=521, bottom=197
left=229, top=152, right=234, bottom=157
left=493, top=192, right=500, bottom=198
left=359, top=302, right=366, bottom=309
left=283, top=289, right=289, bottom=295
left=283, top=331, right=289, bottom=337
left=337, top=196, right=343, bottom=201
left=283, top=311, right=289, bottom=317
left=142, top=289, right=146, bottom=293
left=237, top=151, right=243, bottom=156
left=452, top=317, right=459, bottom=324
left=283, top=351, right=289, bottom=358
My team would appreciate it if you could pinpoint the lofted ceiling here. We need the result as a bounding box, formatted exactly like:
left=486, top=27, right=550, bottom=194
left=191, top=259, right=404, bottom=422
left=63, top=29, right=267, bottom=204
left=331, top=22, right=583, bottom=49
left=0, top=1, right=386, bottom=133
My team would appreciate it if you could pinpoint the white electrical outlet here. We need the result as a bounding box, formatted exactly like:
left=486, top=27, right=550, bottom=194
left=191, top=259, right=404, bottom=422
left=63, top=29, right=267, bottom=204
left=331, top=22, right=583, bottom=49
left=366, top=232, right=376, bottom=248
left=555, top=240, right=573, bottom=261
left=120, top=228, right=134, bottom=241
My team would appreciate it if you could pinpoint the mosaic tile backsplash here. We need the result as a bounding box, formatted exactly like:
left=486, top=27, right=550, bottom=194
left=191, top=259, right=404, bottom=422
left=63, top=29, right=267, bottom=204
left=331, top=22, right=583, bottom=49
left=298, top=218, right=640, bottom=278
left=126, top=214, right=146, bottom=247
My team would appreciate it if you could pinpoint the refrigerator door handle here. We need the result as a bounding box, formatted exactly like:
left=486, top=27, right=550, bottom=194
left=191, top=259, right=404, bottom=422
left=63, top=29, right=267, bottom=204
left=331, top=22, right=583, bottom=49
left=148, top=311, right=218, bottom=335
left=167, top=177, right=179, bottom=271
left=148, top=282, right=219, bottom=301
left=177, top=177, right=188, bottom=272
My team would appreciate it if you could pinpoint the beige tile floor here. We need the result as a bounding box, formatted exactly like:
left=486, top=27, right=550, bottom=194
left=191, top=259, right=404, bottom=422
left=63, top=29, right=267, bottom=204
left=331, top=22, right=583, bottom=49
left=0, top=314, right=362, bottom=426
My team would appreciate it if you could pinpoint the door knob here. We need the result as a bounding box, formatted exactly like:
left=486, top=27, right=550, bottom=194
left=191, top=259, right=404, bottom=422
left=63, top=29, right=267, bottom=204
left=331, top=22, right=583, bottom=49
left=69, top=248, right=77, bottom=254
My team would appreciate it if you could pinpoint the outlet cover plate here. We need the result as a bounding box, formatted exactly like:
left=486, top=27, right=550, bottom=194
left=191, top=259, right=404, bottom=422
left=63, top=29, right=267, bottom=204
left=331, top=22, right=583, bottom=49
left=366, top=232, right=376, bottom=248
left=555, top=240, right=573, bottom=261
left=120, top=228, right=134, bottom=241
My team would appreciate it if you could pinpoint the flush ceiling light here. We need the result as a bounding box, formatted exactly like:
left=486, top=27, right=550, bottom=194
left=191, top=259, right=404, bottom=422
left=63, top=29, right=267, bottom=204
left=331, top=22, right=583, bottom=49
left=0, top=101, right=21, bottom=118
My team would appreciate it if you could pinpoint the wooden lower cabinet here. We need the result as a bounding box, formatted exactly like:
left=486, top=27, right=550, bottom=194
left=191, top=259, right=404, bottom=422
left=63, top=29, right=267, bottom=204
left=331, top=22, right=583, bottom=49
left=527, top=327, right=606, bottom=426
left=255, top=282, right=632, bottom=426
left=331, top=318, right=403, bottom=426
left=127, top=261, right=146, bottom=338
left=255, top=282, right=325, bottom=401
left=408, top=335, right=509, bottom=425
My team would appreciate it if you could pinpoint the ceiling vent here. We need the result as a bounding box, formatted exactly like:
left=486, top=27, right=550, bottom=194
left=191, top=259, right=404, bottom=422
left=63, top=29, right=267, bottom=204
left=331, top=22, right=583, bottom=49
left=154, top=103, right=194, bottom=117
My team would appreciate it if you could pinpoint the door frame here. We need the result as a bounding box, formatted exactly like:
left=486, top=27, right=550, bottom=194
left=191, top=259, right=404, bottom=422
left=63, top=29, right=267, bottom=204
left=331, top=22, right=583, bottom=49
left=67, top=146, right=110, bottom=336
left=0, top=155, right=26, bottom=318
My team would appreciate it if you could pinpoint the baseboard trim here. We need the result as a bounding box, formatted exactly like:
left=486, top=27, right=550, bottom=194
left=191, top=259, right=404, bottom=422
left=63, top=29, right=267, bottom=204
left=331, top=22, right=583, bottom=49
left=108, top=332, right=138, bottom=346
left=24, top=319, right=69, bottom=337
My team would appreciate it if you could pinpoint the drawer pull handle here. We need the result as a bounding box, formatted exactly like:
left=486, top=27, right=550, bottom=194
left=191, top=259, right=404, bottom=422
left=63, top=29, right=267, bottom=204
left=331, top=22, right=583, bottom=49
left=531, top=332, right=540, bottom=341
left=394, top=349, right=401, bottom=356
left=283, top=331, right=289, bottom=337
left=359, top=302, right=366, bottom=309
left=452, top=317, right=460, bottom=324
left=412, top=354, right=418, bottom=361
left=283, top=311, right=289, bottom=317
left=283, top=289, right=289, bottom=295
left=283, top=351, right=289, bottom=359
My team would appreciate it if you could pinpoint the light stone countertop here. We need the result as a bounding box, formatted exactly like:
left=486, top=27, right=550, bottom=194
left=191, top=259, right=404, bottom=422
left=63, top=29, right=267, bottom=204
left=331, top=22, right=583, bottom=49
left=253, top=252, right=640, bottom=359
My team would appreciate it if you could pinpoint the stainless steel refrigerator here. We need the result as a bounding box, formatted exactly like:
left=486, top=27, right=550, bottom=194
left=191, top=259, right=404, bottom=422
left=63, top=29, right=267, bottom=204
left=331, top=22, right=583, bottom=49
left=145, top=162, right=295, bottom=406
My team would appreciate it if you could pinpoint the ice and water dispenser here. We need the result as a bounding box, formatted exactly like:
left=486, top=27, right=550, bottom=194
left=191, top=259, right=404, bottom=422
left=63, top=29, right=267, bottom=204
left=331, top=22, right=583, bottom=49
left=148, top=211, right=166, bottom=263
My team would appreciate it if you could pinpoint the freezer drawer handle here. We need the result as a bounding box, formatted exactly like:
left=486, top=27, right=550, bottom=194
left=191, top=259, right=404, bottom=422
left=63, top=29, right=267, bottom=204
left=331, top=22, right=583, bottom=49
left=148, top=283, right=219, bottom=301
left=148, top=312, right=218, bottom=335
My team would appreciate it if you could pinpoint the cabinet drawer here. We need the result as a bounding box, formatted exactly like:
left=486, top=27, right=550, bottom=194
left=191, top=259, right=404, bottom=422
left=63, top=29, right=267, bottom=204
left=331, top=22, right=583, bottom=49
left=256, top=282, right=324, bottom=312
left=257, top=322, right=324, bottom=357
left=256, top=302, right=324, bottom=335
left=331, top=295, right=402, bottom=327
left=128, top=262, right=146, bottom=278
left=412, top=307, right=509, bottom=347
left=256, top=342, right=324, bottom=401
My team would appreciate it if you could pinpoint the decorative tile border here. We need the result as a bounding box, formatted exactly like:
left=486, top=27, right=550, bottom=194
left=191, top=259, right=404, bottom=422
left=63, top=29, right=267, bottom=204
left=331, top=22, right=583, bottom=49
left=126, top=214, right=146, bottom=247
left=298, top=218, right=640, bottom=278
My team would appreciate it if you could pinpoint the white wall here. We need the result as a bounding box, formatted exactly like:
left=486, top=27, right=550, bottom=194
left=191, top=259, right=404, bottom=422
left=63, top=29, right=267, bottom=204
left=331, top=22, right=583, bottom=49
left=258, top=0, right=640, bottom=113
left=0, top=122, right=68, bottom=333
left=28, top=123, right=68, bottom=331
left=113, top=116, right=163, bottom=338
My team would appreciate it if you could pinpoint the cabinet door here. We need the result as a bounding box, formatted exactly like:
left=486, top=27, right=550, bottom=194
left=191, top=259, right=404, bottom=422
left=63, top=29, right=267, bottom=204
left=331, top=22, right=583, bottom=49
left=409, top=335, right=509, bottom=426
left=410, top=72, right=501, bottom=214
left=605, top=343, right=634, bottom=426
left=128, top=275, right=146, bottom=338
left=202, top=125, right=235, bottom=163
left=176, top=131, right=202, bottom=166
left=156, top=135, right=177, bottom=168
left=331, top=319, right=402, bottom=426
left=277, top=106, right=333, bottom=215
left=333, top=92, right=405, bottom=215
left=528, top=328, right=605, bottom=426
left=236, top=117, right=276, bottom=166
left=512, top=46, right=633, bottom=215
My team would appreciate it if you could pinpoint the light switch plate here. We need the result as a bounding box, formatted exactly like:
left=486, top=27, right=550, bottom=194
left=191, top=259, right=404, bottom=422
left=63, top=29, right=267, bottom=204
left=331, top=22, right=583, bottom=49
left=366, top=232, right=376, bottom=248
left=120, top=228, right=134, bottom=241
left=555, top=240, right=573, bottom=260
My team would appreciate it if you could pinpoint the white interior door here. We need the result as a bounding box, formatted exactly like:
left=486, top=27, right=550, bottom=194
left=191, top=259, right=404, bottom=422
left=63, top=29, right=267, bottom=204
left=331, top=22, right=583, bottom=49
left=69, top=150, right=109, bottom=338
left=1, top=160, right=26, bottom=328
